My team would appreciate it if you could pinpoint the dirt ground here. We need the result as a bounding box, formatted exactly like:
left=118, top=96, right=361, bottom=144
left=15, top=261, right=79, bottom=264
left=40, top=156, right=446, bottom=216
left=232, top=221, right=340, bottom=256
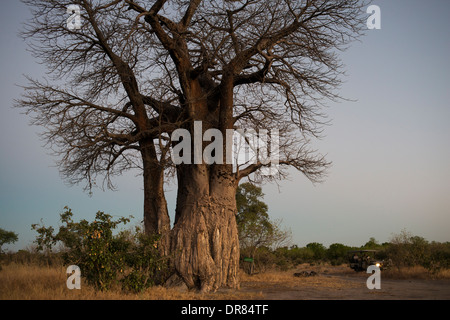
left=236, top=265, right=450, bottom=300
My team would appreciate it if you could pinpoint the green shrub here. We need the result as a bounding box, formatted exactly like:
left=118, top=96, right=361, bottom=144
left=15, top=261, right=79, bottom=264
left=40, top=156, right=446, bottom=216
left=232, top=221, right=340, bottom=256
left=327, top=243, right=351, bottom=266
left=31, top=206, right=169, bottom=292
left=121, top=229, right=170, bottom=293
left=78, top=212, right=130, bottom=291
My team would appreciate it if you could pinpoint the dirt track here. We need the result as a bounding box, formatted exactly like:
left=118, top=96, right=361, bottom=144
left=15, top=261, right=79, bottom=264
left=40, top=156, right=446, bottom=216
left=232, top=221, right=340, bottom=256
left=237, top=267, right=450, bottom=300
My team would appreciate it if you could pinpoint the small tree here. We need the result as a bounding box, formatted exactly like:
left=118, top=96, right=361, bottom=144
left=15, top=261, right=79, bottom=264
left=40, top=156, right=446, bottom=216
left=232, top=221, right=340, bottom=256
left=306, top=242, right=326, bottom=261
left=386, top=230, right=429, bottom=269
left=0, top=228, right=18, bottom=254
left=236, top=182, right=291, bottom=273
left=363, top=237, right=382, bottom=250
left=327, top=243, right=351, bottom=265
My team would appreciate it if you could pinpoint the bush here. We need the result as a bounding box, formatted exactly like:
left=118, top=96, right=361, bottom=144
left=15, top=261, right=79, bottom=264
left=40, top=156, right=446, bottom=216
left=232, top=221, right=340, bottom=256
left=306, top=242, right=327, bottom=261
left=78, top=212, right=130, bottom=291
left=121, top=228, right=170, bottom=293
left=0, top=228, right=18, bottom=254
left=327, top=243, right=351, bottom=266
left=383, top=231, right=450, bottom=274
left=31, top=207, right=169, bottom=292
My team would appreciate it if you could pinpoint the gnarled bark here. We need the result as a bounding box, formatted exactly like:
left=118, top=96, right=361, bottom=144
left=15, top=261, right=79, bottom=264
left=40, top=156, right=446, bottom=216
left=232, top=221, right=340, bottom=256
left=170, top=164, right=240, bottom=292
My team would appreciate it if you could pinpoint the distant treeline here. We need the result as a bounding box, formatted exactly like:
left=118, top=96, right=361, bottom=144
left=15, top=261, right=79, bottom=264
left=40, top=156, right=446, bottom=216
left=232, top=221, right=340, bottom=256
left=241, top=232, right=450, bottom=274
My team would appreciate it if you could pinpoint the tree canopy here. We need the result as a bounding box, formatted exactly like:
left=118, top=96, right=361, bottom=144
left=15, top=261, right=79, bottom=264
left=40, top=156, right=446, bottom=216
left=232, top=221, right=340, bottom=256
left=0, top=228, right=19, bottom=253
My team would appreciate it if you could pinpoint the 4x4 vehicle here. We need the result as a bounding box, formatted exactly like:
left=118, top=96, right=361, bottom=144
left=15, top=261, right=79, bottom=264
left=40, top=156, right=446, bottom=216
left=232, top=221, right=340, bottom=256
left=347, top=250, right=386, bottom=271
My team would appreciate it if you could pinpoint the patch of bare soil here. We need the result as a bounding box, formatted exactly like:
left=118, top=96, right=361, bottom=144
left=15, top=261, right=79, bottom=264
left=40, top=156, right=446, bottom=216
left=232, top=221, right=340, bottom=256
left=238, top=265, right=450, bottom=300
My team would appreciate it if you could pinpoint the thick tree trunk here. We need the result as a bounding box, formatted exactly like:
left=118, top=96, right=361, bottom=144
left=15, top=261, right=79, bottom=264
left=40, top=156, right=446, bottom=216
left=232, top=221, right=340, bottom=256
left=170, top=164, right=240, bottom=292
left=165, top=74, right=240, bottom=292
left=140, top=139, right=173, bottom=286
left=140, top=139, right=171, bottom=237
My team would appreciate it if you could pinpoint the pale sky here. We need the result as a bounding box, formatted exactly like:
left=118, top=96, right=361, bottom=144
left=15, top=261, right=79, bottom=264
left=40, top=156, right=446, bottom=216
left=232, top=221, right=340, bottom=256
left=1, top=0, right=449, bottom=251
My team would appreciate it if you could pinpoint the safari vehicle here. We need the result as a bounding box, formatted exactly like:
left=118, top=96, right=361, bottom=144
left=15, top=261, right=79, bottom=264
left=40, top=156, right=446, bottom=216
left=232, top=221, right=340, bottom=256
left=347, top=250, right=386, bottom=272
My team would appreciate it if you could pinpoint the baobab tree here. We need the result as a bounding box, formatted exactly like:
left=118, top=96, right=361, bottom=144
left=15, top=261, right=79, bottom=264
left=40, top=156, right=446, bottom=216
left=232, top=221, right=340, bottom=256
left=17, top=0, right=368, bottom=292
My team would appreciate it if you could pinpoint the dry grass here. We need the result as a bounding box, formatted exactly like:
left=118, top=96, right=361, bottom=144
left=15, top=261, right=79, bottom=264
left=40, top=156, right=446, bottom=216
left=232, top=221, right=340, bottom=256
left=2, top=262, right=449, bottom=300
left=0, top=263, right=261, bottom=300
left=382, top=266, right=450, bottom=280
left=0, top=263, right=124, bottom=300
